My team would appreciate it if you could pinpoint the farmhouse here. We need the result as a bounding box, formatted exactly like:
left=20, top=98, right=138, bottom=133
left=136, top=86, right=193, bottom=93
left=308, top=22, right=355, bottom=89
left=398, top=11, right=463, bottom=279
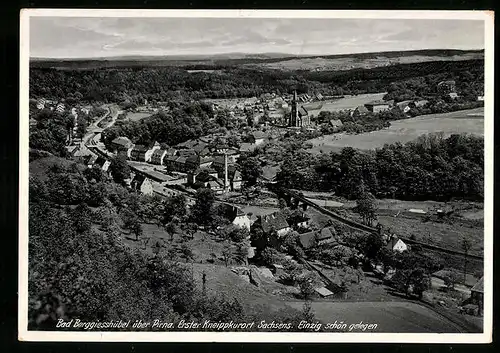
left=256, top=212, right=291, bottom=238
left=329, top=119, right=343, bottom=131
left=94, top=156, right=111, bottom=173
left=386, top=236, right=408, bottom=252
left=353, top=105, right=369, bottom=117
left=396, top=100, right=412, bottom=113
left=131, top=174, right=153, bottom=196
left=365, top=100, right=392, bottom=113
left=231, top=170, right=242, bottom=191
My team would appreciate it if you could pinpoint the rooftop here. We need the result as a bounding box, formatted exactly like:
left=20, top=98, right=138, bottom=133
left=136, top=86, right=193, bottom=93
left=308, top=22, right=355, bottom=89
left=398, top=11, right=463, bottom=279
left=471, top=276, right=484, bottom=293
left=260, top=212, right=289, bottom=233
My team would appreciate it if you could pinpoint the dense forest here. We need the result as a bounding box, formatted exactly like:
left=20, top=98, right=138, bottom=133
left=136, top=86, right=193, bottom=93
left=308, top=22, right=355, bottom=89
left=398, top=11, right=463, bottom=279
left=30, top=59, right=484, bottom=103
left=275, top=133, right=484, bottom=202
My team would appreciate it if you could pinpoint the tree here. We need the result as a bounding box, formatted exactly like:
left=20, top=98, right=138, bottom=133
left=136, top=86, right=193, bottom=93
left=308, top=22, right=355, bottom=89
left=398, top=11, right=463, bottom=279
left=234, top=244, right=249, bottom=265
left=238, top=156, right=263, bottom=187
left=132, top=221, right=143, bottom=241
left=180, top=244, right=194, bottom=264
left=190, top=188, right=215, bottom=226
left=165, top=221, right=177, bottom=242
left=162, top=194, right=187, bottom=225
left=222, top=243, right=233, bottom=267
left=109, top=154, right=130, bottom=185
left=297, top=272, right=321, bottom=300
left=355, top=192, right=377, bottom=226
left=443, top=270, right=461, bottom=291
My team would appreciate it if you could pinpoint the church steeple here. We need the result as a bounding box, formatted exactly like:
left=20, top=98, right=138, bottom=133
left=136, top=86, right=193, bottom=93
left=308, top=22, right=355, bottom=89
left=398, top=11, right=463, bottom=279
left=289, top=90, right=298, bottom=127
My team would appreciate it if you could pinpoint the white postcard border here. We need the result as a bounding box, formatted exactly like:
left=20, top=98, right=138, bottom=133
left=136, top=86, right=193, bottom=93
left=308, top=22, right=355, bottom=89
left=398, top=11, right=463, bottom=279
left=19, top=9, right=494, bottom=343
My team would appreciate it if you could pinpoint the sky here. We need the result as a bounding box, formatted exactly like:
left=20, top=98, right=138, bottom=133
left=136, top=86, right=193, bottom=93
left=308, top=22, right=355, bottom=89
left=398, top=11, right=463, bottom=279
left=29, top=17, right=485, bottom=58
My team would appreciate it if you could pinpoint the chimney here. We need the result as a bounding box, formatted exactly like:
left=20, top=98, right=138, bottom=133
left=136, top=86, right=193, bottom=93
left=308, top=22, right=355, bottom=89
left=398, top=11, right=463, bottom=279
left=224, top=152, right=229, bottom=191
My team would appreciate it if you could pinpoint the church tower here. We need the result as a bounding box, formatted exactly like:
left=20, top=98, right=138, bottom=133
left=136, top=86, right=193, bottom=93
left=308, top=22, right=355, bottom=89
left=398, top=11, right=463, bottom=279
left=289, top=90, right=299, bottom=127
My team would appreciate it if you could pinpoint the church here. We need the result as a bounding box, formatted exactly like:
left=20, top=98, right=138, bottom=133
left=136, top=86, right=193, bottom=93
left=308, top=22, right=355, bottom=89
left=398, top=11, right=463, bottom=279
left=289, top=91, right=310, bottom=127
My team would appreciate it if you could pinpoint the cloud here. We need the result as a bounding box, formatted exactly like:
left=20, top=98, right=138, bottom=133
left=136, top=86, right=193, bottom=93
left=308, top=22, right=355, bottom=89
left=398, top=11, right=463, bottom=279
left=29, top=17, right=485, bottom=58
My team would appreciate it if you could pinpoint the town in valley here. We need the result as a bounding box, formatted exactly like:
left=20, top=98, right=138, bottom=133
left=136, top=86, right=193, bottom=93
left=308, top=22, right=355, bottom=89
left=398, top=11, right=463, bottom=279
left=27, top=16, right=486, bottom=334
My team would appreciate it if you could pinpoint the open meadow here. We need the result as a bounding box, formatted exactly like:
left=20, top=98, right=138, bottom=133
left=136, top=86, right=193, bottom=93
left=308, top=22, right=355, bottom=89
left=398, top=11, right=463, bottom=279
left=307, top=107, right=484, bottom=153
left=304, top=92, right=387, bottom=116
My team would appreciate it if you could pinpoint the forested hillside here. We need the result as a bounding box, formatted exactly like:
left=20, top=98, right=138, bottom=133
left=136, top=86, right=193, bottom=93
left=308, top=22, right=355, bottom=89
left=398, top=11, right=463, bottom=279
left=276, top=133, right=484, bottom=201
left=30, top=59, right=483, bottom=103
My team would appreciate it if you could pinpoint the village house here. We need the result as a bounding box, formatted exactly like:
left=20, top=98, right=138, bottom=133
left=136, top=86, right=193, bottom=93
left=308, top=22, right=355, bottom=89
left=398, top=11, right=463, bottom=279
left=199, top=156, right=214, bottom=169
left=150, top=149, right=167, bottom=165
left=410, top=99, right=429, bottom=108
left=386, top=236, right=408, bottom=252
left=208, top=179, right=225, bottom=195
left=185, top=155, right=201, bottom=171
left=94, top=156, right=111, bottom=174
left=164, top=155, right=180, bottom=171
left=65, top=144, right=80, bottom=157
left=365, top=100, right=393, bottom=113
left=111, top=136, right=134, bottom=158
left=249, top=131, right=267, bottom=146
left=448, top=92, right=459, bottom=100
left=256, top=212, right=292, bottom=238
left=220, top=203, right=252, bottom=232
left=287, top=212, right=311, bottom=229
left=396, top=100, right=413, bottom=113
left=316, top=227, right=335, bottom=246
left=83, top=154, right=98, bottom=169
left=352, top=105, right=369, bottom=117
left=231, top=170, right=242, bottom=191
left=130, top=174, right=154, bottom=196
left=329, top=119, right=343, bottom=131
left=239, top=143, right=257, bottom=154
left=469, top=276, right=484, bottom=316
left=298, top=227, right=335, bottom=249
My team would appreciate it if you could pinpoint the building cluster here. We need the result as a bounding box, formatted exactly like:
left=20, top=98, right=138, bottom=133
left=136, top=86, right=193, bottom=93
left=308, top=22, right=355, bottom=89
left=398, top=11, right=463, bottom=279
left=108, top=129, right=273, bottom=196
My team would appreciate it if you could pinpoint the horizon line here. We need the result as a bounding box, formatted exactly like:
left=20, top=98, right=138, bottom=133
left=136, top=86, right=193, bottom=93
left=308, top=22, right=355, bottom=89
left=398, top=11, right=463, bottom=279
left=29, top=47, right=485, bottom=61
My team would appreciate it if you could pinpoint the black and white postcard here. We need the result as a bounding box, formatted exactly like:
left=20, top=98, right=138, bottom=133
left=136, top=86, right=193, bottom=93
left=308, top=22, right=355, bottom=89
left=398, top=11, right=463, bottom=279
left=19, top=9, right=494, bottom=343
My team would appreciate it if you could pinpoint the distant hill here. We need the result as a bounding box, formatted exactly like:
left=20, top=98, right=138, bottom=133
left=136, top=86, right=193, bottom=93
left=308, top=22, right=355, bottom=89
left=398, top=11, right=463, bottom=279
left=30, top=49, right=484, bottom=71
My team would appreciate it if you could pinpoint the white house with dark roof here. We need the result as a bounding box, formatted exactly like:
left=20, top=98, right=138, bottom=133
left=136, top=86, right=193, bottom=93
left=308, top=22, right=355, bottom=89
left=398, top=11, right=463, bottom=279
left=150, top=149, right=167, bottom=165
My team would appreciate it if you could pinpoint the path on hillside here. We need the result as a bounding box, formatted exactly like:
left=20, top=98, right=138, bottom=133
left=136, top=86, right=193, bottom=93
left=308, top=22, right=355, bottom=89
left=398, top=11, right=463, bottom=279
left=285, top=300, right=465, bottom=333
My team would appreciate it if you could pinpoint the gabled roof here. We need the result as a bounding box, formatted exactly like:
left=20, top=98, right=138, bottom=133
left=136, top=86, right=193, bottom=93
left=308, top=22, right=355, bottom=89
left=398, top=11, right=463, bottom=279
left=132, top=144, right=149, bottom=153
left=315, top=287, right=334, bottom=297
left=355, top=105, right=369, bottom=113
left=471, top=276, right=484, bottom=293
left=111, top=136, right=133, bottom=147
left=251, top=131, right=266, bottom=140
left=366, top=100, right=391, bottom=106
left=318, top=227, right=334, bottom=241
left=299, top=231, right=317, bottom=249
left=260, top=212, right=290, bottom=233
left=329, top=119, right=343, bottom=127
left=298, top=106, right=308, bottom=116
left=151, top=149, right=167, bottom=158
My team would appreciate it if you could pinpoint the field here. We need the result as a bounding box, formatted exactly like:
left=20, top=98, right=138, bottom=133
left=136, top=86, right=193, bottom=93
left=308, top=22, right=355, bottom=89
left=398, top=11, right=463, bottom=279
left=304, top=92, right=386, bottom=116
left=126, top=112, right=152, bottom=121
left=307, top=107, right=484, bottom=153
left=252, top=52, right=484, bottom=72
left=286, top=301, right=463, bottom=333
